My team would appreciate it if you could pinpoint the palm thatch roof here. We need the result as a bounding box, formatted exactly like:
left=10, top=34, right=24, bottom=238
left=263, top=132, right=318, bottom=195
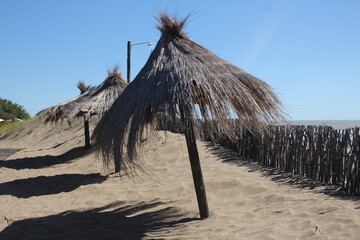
left=41, top=66, right=128, bottom=123
left=93, top=13, right=285, bottom=173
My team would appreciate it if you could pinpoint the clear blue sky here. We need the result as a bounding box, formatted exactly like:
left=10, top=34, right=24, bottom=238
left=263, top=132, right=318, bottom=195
left=1, top=0, right=359, bottom=120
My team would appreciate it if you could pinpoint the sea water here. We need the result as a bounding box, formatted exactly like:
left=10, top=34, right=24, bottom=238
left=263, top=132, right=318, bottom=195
left=287, top=120, right=360, bottom=130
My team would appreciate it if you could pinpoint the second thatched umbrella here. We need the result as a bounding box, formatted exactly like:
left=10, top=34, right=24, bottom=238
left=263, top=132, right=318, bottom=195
left=45, top=67, right=128, bottom=148
left=36, top=81, right=92, bottom=121
left=93, top=14, right=284, bottom=219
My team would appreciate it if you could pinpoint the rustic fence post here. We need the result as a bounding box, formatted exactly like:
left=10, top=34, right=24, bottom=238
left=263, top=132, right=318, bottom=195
left=211, top=122, right=360, bottom=196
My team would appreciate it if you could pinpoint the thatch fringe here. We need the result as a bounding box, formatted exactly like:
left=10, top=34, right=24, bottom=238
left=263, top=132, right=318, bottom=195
left=93, top=13, right=285, bottom=174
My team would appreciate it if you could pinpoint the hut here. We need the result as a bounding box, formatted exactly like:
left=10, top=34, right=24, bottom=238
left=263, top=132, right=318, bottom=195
left=42, top=66, right=128, bottom=148
left=93, top=14, right=284, bottom=219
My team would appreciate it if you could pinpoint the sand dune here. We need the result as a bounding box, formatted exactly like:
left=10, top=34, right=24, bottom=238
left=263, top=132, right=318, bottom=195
left=1, top=120, right=360, bottom=239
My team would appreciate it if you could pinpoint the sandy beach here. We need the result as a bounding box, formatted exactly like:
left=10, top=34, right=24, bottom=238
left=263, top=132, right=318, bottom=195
left=1, top=119, right=360, bottom=239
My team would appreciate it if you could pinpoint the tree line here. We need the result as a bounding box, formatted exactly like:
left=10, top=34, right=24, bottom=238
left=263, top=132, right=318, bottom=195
left=0, top=98, right=30, bottom=120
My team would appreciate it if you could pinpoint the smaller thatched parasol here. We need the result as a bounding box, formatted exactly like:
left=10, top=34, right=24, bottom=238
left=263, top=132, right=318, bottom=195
left=93, top=14, right=285, bottom=219
left=41, top=66, right=128, bottom=148
left=36, top=82, right=93, bottom=122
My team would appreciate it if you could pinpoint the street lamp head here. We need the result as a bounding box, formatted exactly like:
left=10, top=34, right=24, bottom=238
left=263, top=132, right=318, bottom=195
left=127, top=41, right=153, bottom=83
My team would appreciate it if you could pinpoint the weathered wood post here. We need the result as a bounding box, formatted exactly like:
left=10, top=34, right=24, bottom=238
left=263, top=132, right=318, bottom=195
left=84, top=116, right=90, bottom=149
left=114, top=150, right=121, bottom=173
left=180, top=105, right=209, bottom=219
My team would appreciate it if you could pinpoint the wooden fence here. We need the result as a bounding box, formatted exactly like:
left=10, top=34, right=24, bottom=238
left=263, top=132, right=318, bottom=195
left=215, top=125, right=360, bottom=195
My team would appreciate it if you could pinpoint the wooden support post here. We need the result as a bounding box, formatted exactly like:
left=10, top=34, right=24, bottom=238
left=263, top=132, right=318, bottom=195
left=180, top=106, right=209, bottom=219
left=114, top=154, right=121, bottom=173
left=84, top=117, right=90, bottom=149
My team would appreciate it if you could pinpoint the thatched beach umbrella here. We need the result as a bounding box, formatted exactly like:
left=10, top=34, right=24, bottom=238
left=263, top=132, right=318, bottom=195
left=36, top=81, right=92, bottom=122
left=44, top=67, right=128, bottom=148
left=93, top=14, right=284, bottom=219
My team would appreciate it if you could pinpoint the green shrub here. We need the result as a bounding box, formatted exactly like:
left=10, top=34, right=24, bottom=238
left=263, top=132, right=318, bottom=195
left=0, top=98, right=30, bottom=120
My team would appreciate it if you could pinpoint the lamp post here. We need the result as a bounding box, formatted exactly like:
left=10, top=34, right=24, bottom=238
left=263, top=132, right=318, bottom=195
left=127, top=41, right=153, bottom=83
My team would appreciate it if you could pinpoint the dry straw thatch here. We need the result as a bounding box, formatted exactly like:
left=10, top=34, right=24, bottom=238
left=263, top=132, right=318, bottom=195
left=41, top=66, right=128, bottom=123
left=93, top=13, right=285, bottom=174
left=77, top=81, right=91, bottom=94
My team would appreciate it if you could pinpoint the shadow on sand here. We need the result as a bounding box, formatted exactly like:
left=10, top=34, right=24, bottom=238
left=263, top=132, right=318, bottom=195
left=0, top=200, right=196, bottom=240
left=0, top=146, right=92, bottom=170
left=206, top=142, right=356, bottom=200
left=0, top=173, right=106, bottom=198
